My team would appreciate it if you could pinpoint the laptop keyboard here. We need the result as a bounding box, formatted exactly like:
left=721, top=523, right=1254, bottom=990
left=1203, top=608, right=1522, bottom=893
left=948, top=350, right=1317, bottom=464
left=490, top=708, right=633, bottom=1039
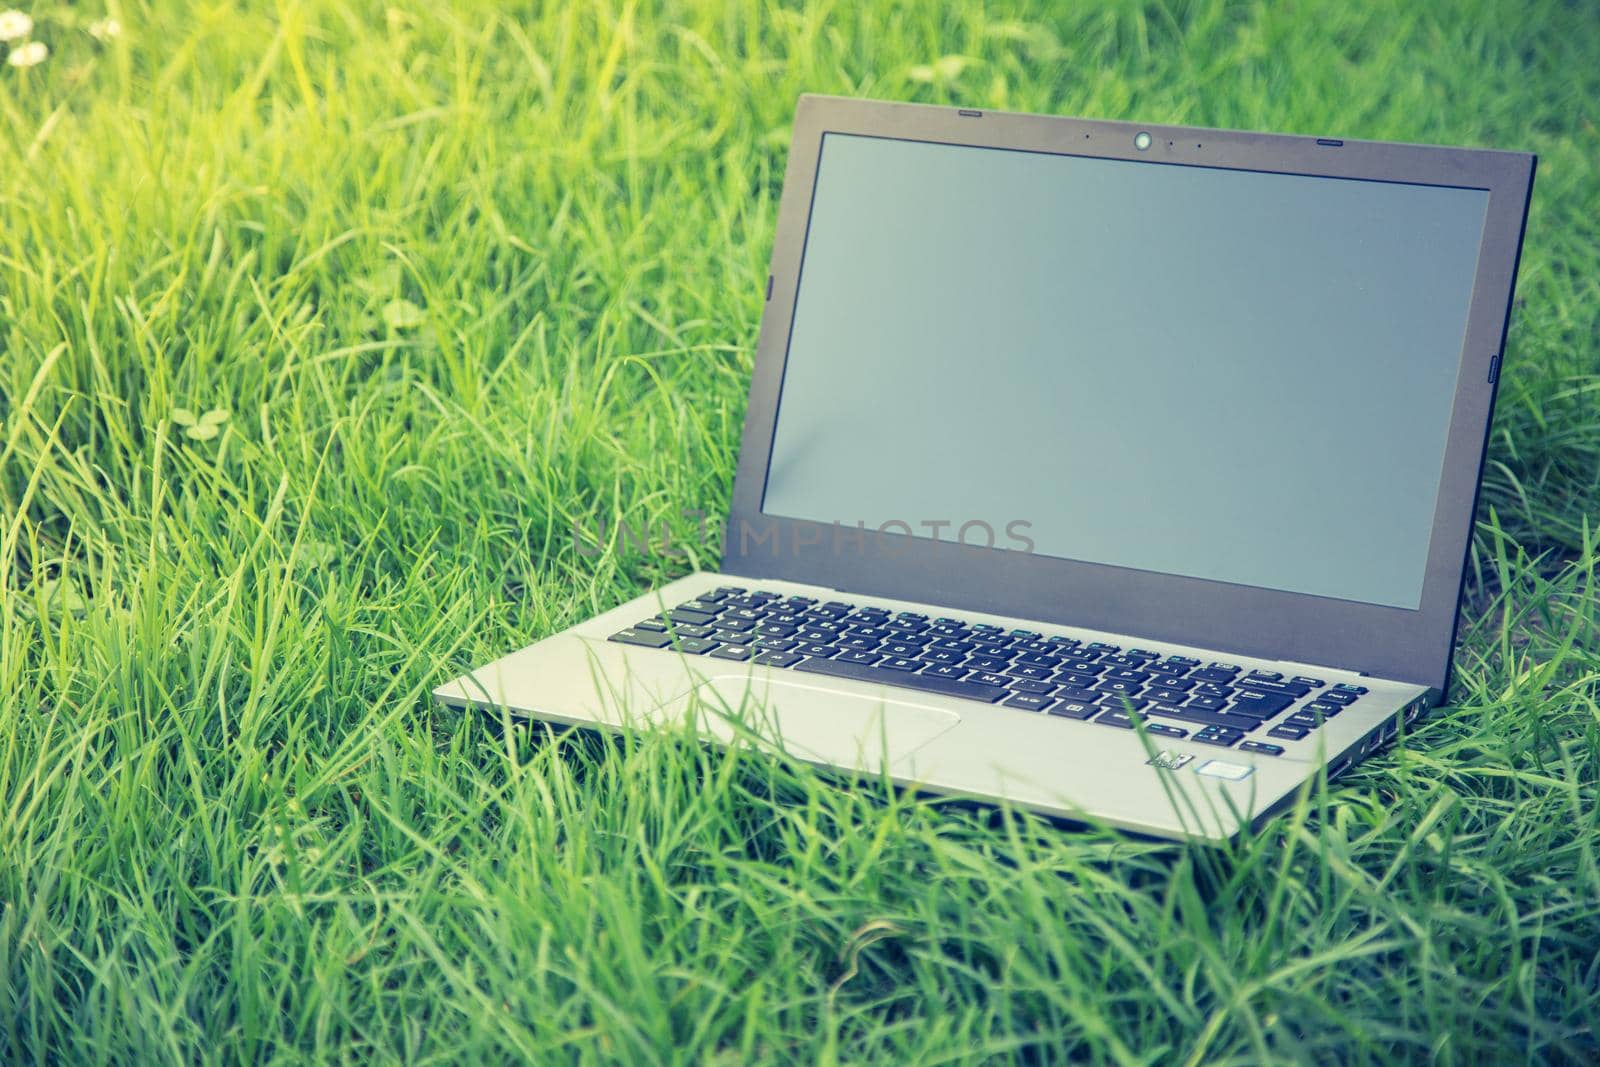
left=607, top=586, right=1369, bottom=755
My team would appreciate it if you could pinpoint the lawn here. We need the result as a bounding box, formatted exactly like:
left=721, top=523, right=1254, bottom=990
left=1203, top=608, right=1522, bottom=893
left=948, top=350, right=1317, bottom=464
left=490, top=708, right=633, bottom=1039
left=3, top=0, right=1598, bottom=1062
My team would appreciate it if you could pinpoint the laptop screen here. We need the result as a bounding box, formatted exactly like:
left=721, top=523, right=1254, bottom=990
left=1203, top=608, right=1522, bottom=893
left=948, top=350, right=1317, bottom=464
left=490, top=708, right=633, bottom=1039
left=760, top=132, right=1490, bottom=610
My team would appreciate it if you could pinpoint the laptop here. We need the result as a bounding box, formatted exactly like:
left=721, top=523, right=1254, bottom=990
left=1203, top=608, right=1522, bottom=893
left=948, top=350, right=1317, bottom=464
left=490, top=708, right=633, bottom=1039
left=435, top=95, right=1535, bottom=842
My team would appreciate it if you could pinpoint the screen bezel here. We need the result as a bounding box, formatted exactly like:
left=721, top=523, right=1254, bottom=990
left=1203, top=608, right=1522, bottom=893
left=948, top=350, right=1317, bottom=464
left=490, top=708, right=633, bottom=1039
left=724, top=95, right=1535, bottom=692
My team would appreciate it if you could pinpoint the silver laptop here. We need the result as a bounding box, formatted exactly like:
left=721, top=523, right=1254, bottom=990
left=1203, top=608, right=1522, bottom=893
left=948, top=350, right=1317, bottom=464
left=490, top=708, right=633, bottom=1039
left=436, top=96, right=1535, bottom=842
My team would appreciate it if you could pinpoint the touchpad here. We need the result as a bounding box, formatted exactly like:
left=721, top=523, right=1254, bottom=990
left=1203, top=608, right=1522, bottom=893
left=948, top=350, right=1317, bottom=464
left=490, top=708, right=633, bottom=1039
left=686, top=676, right=962, bottom=772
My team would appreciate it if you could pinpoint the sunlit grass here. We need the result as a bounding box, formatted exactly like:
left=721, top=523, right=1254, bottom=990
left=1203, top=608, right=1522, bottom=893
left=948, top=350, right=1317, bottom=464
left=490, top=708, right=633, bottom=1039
left=2, top=0, right=1598, bottom=1061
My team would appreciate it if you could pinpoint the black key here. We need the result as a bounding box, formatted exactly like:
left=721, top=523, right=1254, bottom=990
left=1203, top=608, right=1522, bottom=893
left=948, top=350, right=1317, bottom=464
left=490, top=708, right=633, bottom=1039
left=754, top=638, right=797, bottom=652
left=1009, top=629, right=1042, bottom=641
left=1144, top=722, right=1188, bottom=738
left=1303, top=700, right=1343, bottom=717
left=795, top=628, right=837, bottom=643
left=1086, top=642, right=1121, bottom=654
left=748, top=590, right=780, bottom=601
left=1267, top=724, right=1309, bottom=741
left=662, top=608, right=718, bottom=627
left=1185, top=695, right=1228, bottom=712
left=1009, top=665, right=1056, bottom=682
left=1207, top=662, right=1241, bottom=674
left=1192, top=682, right=1234, bottom=700
left=1331, top=683, right=1368, bottom=696
left=609, top=627, right=673, bottom=648
left=1230, top=690, right=1295, bottom=718
left=1094, top=680, right=1144, bottom=696
left=1054, top=685, right=1101, bottom=703
left=1237, top=678, right=1312, bottom=699
left=1013, top=640, right=1056, bottom=656
left=674, top=624, right=715, bottom=638
left=1318, top=690, right=1358, bottom=706
left=793, top=656, right=1009, bottom=703
left=885, top=631, right=931, bottom=646
left=1126, top=648, right=1160, bottom=660
left=1002, top=693, right=1055, bottom=713
left=838, top=636, right=881, bottom=651
left=709, top=645, right=753, bottom=661
left=848, top=626, right=890, bottom=641
left=1192, top=726, right=1243, bottom=748
left=635, top=618, right=668, bottom=632
left=965, top=656, right=1012, bottom=673
left=1103, top=655, right=1148, bottom=670
left=1048, top=700, right=1097, bottom=720
left=880, top=641, right=923, bottom=658
left=677, top=638, right=718, bottom=655
left=1006, top=679, right=1054, bottom=695
left=1284, top=712, right=1324, bottom=728
left=922, top=664, right=971, bottom=680
left=1144, top=703, right=1260, bottom=732
left=1045, top=635, right=1080, bottom=649
left=1147, top=686, right=1192, bottom=704
left=706, top=586, right=745, bottom=601
left=1104, top=667, right=1150, bottom=683
left=970, top=643, right=1015, bottom=660
left=1239, top=740, right=1285, bottom=756
left=1095, top=710, right=1136, bottom=729
left=1146, top=675, right=1194, bottom=691
left=714, top=629, right=756, bottom=645
left=1060, top=659, right=1107, bottom=675
left=752, top=620, right=796, bottom=639
left=931, top=638, right=974, bottom=653
left=1245, top=670, right=1283, bottom=682
left=678, top=599, right=725, bottom=615
left=923, top=648, right=966, bottom=665
left=1096, top=694, right=1148, bottom=712
left=1190, top=668, right=1238, bottom=684
left=970, top=623, right=1004, bottom=635
left=753, top=650, right=803, bottom=667
left=1290, top=676, right=1326, bottom=689
left=836, top=650, right=882, bottom=666
left=1162, top=656, right=1201, bottom=669
left=971, top=672, right=1011, bottom=688
left=797, top=643, right=837, bottom=658
left=1057, top=671, right=1102, bottom=688
left=715, top=617, right=756, bottom=633
left=878, top=657, right=920, bottom=672
left=722, top=607, right=764, bottom=622
left=817, top=601, right=852, bottom=615
left=1015, top=652, right=1062, bottom=668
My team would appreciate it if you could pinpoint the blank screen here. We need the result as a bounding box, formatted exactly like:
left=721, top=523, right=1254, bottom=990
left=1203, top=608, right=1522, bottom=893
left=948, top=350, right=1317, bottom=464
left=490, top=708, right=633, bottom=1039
left=761, top=133, right=1489, bottom=609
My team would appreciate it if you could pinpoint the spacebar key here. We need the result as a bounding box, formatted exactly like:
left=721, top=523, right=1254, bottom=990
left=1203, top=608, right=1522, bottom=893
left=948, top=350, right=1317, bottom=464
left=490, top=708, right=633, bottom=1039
left=794, top=658, right=1008, bottom=703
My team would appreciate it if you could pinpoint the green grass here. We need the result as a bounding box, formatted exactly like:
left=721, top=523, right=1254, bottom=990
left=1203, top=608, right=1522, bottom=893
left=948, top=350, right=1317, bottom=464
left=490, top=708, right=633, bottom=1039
left=3, top=0, right=1598, bottom=1061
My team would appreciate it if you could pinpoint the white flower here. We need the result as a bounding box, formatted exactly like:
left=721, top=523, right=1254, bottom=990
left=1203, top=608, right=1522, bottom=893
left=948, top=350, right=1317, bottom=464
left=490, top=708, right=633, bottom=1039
left=6, top=39, right=46, bottom=67
left=0, top=10, right=33, bottom=42
left=89, top=17, right=121, bottom=41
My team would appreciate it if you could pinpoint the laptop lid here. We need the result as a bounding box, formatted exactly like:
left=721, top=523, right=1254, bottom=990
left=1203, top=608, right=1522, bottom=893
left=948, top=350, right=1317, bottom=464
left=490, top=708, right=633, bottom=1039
left=724, top=95, right=1535, bottom=693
